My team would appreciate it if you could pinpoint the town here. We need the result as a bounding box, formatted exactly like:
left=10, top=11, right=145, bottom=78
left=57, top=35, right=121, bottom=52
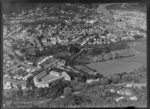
left=3, top=3, right=147, bottom=108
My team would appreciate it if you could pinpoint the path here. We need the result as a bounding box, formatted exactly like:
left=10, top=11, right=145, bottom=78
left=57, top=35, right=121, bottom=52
left=97, top=4, right=114, bottom=24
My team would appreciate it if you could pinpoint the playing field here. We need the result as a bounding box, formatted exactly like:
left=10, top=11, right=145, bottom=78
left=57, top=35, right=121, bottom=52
left=87, top=58, right=144, bottom=76
left=118, top=55, right=146, bottom=65
left=87, top=37, right=147, bottom=76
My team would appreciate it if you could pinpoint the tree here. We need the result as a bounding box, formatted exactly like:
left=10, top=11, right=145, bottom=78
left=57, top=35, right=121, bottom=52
left=114, top=51, right=120, bottom=59
left=78, top=75, right=87, bottom=83
left=133, top=35, right=143, bottom=40
left=117, top=72, right=127, bottom=80
left=62, top=94, right=84, bottom=106
left=122, top=74, right=133, bottom=82
left=70, top=80, right=86, bottom=92
left=34, top=87, right=44, bottom=98
left=100, top=77, right=110, bottom=85
left=48, top=81, right=69, bottom=99
left=26, top=76, right=35, bottom=90
left=43, top=87, right=50, bottom=96
left=63, top=87, right=73, bottom=97
left=27, top=89, right=35, bottom=99
left=110, top=74, right=121, bottom=84
left=97, top=73, right=103, bottom=79
left=16, top=86, right=23, bottom=100
left=10, top=90, right=18, bottom=101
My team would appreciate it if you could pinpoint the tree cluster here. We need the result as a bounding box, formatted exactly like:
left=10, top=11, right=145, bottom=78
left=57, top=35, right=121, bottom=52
left=7, top=80, right=71, bottom=103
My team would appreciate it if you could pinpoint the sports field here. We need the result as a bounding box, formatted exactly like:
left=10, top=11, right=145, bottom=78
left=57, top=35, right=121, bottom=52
left=87, top=37, right=146, bottom=76
left=87, top=59, right=143, bottom=76
left=119, top=55, right=146, bottom=65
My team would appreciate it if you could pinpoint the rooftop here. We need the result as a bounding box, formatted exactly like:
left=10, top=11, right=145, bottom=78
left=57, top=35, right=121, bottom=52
left=41, top=73, right=60, bottom=83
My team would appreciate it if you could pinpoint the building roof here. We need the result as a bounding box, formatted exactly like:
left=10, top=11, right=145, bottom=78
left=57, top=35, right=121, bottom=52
left=3, top=77, right=27, bottom=86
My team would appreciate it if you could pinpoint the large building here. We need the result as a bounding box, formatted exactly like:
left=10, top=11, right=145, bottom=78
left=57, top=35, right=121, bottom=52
left=33, top=70, right=71, bottom=88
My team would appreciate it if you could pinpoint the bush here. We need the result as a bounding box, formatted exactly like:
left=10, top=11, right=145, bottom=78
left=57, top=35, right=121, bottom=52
left=68, top=95, right=84, bottom=105
left=116, top=72, right=127, bottom=80
left=70, top=80, right=86, bottom=92
left=122, top=74, right=135, bottom=82
left=34, top=87, right=45, bottom=98
left=63, top=87, right=73, bottom=97
left=100, top=77, right=111, bottom=85
left=78, top=75, right=87, bottom=83
left=114, top=52, right=120, bottom=59
left=59, top=94, right=84, bottom=107
left=110, top=74, right=121, bottom=84
left=48, top=81, right=69, bottom=99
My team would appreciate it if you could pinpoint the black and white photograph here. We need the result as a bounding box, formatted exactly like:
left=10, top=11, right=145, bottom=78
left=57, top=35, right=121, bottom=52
left=2, top=1, right=147, bottom=108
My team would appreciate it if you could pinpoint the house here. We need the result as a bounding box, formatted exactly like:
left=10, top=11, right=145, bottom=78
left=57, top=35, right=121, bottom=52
left=62, top=72, right=71, bottom=81
left=3, top=82, right=11, bottom=89
left=86, top=19, right=97, bottom=24
left=3, top=77, right=27, bottom=90
left=33, top=69, right=71, bottom=88
left=50, top=71, right=60, bottom=77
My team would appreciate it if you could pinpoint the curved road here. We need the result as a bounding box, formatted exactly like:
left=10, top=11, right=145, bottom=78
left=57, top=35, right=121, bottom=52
left=97, top=4, right=114, bottom=24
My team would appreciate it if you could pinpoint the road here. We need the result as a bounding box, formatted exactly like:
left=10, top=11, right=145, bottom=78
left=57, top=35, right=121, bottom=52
left=96, top=3, right=117, bottom=25
left=121, top=3, right=128, bottom=8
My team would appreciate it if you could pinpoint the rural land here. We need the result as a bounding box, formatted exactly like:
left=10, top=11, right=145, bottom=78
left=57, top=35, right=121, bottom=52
left=3, top=3, right=147, bottom=108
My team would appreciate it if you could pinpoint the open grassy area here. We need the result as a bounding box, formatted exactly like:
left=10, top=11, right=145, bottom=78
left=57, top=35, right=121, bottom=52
left=119, top=55, right=146, bottom=65
left=87, top=36, right=146, bottom=76
left=125, top=3, right=146, bottom=12
left=131, top=39, right=147, bottom=54
left=105, top=3, right=146, bottom=12
left=87, top=59, right=143, bottom=76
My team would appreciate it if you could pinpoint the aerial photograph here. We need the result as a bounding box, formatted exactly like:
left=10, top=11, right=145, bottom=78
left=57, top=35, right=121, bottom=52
left=3, top=2, right=147, bottom=108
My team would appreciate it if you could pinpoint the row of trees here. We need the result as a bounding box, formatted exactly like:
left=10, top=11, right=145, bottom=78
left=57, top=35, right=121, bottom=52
left=73, top=40, right=130, bottom=63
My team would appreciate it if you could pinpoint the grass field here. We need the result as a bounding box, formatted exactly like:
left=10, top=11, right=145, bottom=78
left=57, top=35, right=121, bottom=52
left=87, top=59, right=143, bottom=76
left=119, top=55, right=146, bottom=65
left=87, top=38, right=146, bottom=76
left=131, top=39, right=147, bottom=54
left=105, top=3, right=146, bottom=12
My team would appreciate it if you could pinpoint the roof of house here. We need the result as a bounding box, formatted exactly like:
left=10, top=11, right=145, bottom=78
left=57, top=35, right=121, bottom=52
left=3, top=77, right=27, bottom=85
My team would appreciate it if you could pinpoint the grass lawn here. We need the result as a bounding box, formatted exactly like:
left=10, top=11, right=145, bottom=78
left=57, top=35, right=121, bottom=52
left=119, top=55, right=146, bottom=65
left=87, top=58, right=143, bottom=76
